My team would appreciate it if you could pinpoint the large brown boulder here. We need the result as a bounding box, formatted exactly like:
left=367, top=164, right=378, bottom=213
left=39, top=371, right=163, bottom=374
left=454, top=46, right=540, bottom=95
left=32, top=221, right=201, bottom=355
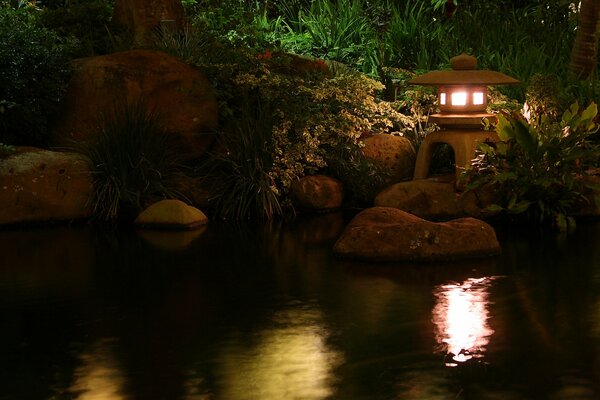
left=53, top=50, right=218, bottom=158
left=0, top=147, right=93, bottom=224
left=360, top=134, right=415, bottom=184
left=375, top=179, right=501, bottom=220
left=333, top=207, right=501, bottom=262
left=291, top=174, right=344, bottom=212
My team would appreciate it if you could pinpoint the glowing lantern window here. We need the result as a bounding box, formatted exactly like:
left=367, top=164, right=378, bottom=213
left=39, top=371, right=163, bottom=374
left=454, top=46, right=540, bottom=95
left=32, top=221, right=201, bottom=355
left=473, top=92, right=485, bottom=105
left=451, top=92, right=468, bottom=106
left=408, top=54, right=519, bottom=128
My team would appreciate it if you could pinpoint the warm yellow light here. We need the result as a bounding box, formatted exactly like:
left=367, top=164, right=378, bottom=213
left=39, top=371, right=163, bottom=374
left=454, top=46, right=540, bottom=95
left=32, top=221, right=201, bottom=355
left=69, top=339, right=127, bottom=399
left=440, top=92, right=446, bottom=105
left=473, top=92, right=485, bottom=105
left=451, top=91, right=467, bottom=106
left=214, top=307, right=343, bottom=399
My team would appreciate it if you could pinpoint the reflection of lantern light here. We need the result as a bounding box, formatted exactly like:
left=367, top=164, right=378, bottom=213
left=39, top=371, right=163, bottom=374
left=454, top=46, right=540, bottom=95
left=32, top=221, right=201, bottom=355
left=214, top=306, right=343, bottom=399
left=69, top=339, right=127, bottom=399
left=432, top=277, right=496, bottom=367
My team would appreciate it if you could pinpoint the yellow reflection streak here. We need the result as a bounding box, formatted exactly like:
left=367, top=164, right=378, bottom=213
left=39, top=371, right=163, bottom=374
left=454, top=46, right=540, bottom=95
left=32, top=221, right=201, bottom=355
left=215, top=307, right=343, bottom=400
left=432, top=277, right=495, bottom=367
left=69, top=338, right=128, bottom=400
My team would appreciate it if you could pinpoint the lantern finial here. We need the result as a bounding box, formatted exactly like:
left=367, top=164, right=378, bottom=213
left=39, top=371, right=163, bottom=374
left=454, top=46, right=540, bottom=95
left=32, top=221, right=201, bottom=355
left=450, top=54, right=477, bottom=70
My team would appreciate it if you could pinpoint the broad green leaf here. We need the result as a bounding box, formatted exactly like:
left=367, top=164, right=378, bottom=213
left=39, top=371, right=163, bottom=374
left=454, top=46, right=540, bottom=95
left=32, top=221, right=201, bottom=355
left=508, top=200, right=532, bottom=214
left=485, top=204, right=504, bottom=213
left=581, top=102, right=597, bottom=122
left=477, top=142, right=496, bottom=155
left=513, top=117, right=537, bottom=155
left=496, top=114, right=514, bottom=142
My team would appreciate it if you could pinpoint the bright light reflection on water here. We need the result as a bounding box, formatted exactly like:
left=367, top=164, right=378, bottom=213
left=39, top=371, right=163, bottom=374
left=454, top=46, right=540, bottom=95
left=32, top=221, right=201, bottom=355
left=69, top=338, right=128, bottom=399
left=432, top=277, right=496, bottom=367
left=214, top=304, right=343, bottom=400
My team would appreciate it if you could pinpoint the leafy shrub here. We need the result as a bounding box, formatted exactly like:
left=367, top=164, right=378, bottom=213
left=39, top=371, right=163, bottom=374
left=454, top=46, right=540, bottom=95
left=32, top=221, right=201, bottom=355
left=80, top=100, right=186, bottom=221
left=524, top=74, right=568, bottom=124
left=0, top=6, right=76, bottom=146
left=190, top=0, right=281, bottom=50
left=186, top=42, right=414, bottom=218
left=232, top=54, right=412, bottom=198
left=464, top=103, right=600, bottom=230
left=38, top=0, right=114, bottom=56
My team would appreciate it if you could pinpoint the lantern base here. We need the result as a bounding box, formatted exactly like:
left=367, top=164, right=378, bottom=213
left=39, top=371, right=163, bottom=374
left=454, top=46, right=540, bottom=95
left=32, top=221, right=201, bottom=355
left=414, top=129, right=499, bottom=181
left=430, top=113, right=496, bottom=129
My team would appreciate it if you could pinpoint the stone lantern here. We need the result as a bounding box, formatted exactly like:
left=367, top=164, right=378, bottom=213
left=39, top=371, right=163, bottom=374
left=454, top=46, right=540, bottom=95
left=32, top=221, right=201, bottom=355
left=408, top=54, right=519, bottom=179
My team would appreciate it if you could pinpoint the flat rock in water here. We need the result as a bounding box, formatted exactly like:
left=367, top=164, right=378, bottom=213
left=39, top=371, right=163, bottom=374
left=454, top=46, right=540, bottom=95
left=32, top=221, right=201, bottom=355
left=135, top=199, right=208, bottom=230
left=333, top=207, right=501, bottom=262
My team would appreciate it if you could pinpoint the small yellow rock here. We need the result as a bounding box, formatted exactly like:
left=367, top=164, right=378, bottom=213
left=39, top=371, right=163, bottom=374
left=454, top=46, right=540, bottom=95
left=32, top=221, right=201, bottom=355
left=135, top=199, right=208, bottom=230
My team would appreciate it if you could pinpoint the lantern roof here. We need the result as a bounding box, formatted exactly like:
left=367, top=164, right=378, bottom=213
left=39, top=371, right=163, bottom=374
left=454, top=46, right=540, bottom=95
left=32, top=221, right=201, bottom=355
left=408, top=54, right=520, bottom=86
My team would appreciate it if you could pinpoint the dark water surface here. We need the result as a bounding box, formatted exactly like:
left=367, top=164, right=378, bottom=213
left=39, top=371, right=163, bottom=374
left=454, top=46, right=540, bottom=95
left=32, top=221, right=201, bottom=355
left=2, top=214, right=600, bottom=400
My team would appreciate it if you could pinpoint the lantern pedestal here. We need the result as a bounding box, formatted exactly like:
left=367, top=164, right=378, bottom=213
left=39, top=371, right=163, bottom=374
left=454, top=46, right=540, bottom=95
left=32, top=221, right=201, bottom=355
left=413, top=130, right=498, bottom=180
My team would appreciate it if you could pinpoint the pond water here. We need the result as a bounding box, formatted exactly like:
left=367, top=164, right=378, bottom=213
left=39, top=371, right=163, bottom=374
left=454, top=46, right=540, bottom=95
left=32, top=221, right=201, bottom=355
left=2, top=213, right=600, bottom=400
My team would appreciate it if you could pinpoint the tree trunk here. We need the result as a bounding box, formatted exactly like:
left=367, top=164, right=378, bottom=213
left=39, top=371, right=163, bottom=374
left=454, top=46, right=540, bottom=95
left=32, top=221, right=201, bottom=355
left=113, top=0, right=185, bottom=46
left=569, top=0, right=600, bottom=79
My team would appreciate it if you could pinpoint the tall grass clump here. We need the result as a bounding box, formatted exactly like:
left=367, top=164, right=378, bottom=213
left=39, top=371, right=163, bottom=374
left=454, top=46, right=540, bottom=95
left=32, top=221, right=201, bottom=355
left=384, top=2, right=449, bottom=71
left=198, top=96, right=283, bottom=221
left=279, top=0, right=378, bottom=74
left=81, top=100, right=185, bottom=221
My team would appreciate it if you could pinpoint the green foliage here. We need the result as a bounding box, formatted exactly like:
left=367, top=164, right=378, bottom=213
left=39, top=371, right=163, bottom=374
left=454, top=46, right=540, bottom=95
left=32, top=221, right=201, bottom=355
left=431, top=0, right=457, bottom=11
left=524, top=74, right=568, bottom=124
left=38, top=0, right=114, bottom=56
left=80, top=100, right=186, bottom=222
left=190, top=0, right=282, bottom=50
left=186, top=40, right=414, bottom=218
left=465, top=103, right=600, bottom=230
left=294, top=0, right=377, bottom=73
left=384, top=2, right=449, bottom=71
left=0, top=6, right=76, bottom=146
left=182, top=0, right=591, bottom=105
